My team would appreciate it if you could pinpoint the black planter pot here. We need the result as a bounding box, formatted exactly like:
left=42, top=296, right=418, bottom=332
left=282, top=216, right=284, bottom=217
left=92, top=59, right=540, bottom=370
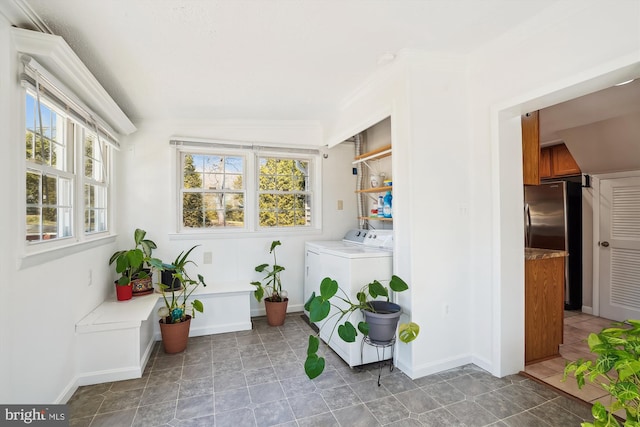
left=363, top=301, right=402, bottom=344
left=161, top=269, right=182, bottom=291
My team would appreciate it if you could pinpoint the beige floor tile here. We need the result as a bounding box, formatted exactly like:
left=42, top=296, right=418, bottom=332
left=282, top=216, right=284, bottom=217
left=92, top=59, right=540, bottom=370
left=545, top=372, right=609, bottom=401
left=524, top=362, right=558, bottom=379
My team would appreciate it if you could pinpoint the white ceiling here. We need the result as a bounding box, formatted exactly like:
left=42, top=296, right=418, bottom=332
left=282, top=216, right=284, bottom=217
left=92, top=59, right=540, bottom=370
left=17, top=0, right=561, bottom=123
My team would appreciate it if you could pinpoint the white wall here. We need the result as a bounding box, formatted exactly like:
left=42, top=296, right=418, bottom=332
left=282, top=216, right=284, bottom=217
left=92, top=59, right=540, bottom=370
left=0, top=12, right=13, bottom=402
left=467, top=0, right=640, bottom=376
left=0, top=16, right=123, bottom=403
left=117, top=120, right=358, bottom=317
left=324, top=52, right=474, bottom=378
left=324, top=0, right=640, bottom=379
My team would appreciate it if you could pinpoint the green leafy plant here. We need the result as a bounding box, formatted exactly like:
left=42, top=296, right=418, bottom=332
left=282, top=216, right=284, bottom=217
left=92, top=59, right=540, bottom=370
left=303, top=275, right=420, bottom=379
left=563, top=319, right=640, bottom=427
left=151, top=246, right=206, bottom=324
left=109, top=228, right=157, bottom=285
left=251, top=240, right=287, bottom=302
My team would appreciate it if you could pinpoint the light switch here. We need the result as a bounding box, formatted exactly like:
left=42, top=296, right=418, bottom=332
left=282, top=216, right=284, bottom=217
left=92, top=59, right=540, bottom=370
left=337, top=200, right=343, bottom=210
left=203, top=251, right=212, bottom=264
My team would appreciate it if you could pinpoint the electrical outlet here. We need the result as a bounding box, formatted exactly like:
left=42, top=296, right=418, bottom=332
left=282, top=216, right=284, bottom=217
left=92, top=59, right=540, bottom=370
left=203, top=252, right=213, bottom=264
left=337, top=200, right=343, bottom=210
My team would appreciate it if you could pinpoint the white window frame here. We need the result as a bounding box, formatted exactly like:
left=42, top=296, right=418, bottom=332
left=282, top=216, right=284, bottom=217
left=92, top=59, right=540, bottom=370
left=255, top=153, right=314, bottom=230
left=22, top=86, right=113, bottom=254
left=174, top=141, right=321, bottom=235
left=178, top=149, right=249, bottom=232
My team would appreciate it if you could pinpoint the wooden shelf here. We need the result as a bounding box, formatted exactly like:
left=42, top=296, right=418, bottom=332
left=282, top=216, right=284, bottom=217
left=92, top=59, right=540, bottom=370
left=353, top=144, right=392, bottom=164
left=359, top=216, right=393, bottom=222
left=356, top=185, right=392, bottom=194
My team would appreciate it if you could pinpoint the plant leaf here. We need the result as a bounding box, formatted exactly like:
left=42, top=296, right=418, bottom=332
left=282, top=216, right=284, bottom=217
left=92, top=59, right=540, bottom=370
left=309, top=297, right=330, bottom=322
left=127, top=249, right=144, bottom=269
left=338, top=322, right=357, bottom=342
left=255, top=263, right=269, bottom=273
left=270, top=240, right=281, bottom=252
left=192, top=299, right=204, bottom=313
left=253, top=287, right=264, bottom=302
left=368, top=280, right=388, bottom=299
left=398, top=322, right=420, bottom=343
left=357, top=321, right=369, bottom=335
left=591, top=401, right=608, bottom=422
left=304, top=292, right=316, bottom=311
left=304, top=354, right=325, bottom=379
left=389, top=275, right=409, bottom=292
left=357, top=292, right=367, bottom=304
left=320, top=278, right=338, bottom=300
left=307, top=335, right=319, bottom=356
left=134, top=228, right=146, bottom=245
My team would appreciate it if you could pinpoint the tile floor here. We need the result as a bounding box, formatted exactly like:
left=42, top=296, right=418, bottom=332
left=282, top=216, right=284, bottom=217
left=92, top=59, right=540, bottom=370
left=525, top=311, right=620, bottom=416
left=68, top=313, right=594, bottom=427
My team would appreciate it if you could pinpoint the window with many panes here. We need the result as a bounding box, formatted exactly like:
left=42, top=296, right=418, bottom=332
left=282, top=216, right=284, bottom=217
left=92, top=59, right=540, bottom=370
left=178, top=148, right=315, bottom=231
left=25, top=89, right=111, bottom=243
left=257, top=157, right=311, bottom=227
left=181, top=153, right=245, bottom=229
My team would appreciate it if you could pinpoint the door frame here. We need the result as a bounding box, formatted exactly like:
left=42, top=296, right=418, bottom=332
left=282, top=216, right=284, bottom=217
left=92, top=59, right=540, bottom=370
left=590, top=171, right=640, bottom=317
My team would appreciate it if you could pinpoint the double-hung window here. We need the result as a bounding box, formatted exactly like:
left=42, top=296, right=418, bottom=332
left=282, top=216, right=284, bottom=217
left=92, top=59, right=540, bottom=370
left=257, top=156, right=311, bottom=227
left=23, top=60, right=115, bottom=245
left=176, top=142, right=318, bottom=232
left=181, top=153, right=246, bottom=228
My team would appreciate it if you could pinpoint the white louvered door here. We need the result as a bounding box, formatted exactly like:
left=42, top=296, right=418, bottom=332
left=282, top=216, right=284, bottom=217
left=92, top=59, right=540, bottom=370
left=599, top=177, right=640, bottom=321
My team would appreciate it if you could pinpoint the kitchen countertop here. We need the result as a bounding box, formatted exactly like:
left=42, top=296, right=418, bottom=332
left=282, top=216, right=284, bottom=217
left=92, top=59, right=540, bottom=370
left=525, top=248, right=568, bottom=260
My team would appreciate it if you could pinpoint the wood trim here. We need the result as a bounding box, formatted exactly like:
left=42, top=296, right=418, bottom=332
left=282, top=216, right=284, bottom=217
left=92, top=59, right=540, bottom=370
left=522, top=111, right=540, bottom=185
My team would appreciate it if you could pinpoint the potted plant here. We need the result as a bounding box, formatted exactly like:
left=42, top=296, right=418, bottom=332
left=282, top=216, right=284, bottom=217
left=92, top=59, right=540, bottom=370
left=563, top=319, right=639, bottom=427
left=251, top=240, right=288, bottom=326
left=109, top=228, right=157, bottom=300
left=303, top=275, right=420, bottom=379
left=151, top=245, right=207, bottom=354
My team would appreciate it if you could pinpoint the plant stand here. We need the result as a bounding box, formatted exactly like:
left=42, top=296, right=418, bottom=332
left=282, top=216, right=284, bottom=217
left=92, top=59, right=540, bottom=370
left=361, top=336, right=395, bottom=386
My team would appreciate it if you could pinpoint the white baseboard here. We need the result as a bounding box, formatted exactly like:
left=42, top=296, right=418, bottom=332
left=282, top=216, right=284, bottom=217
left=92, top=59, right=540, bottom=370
left=403, top=353, right=474, bottom=380
left=581, top=305, right=593, bottom=315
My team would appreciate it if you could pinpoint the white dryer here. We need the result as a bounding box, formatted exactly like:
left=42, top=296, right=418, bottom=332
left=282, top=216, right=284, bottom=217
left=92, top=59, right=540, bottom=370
left=304, top=229, right=393, bottom=367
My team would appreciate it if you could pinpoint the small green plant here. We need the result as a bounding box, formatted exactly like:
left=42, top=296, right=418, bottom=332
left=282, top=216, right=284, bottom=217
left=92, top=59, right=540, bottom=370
left=303, top=275, right=420, bottom=379
left=109, top=228, right=157, bottom=285
left=563, top=319, right=640, bottom=427
left=251, top=240, right=287, bottom=302
left=151, top=246, right=206, bottom=324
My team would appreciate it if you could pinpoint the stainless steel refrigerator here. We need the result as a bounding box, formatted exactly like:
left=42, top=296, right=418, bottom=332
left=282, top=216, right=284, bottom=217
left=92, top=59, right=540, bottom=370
left=524, top=180, right=582, bottom=310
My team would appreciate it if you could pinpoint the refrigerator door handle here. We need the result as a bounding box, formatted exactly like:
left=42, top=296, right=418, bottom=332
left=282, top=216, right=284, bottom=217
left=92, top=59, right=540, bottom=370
left=524, top=203, right=532, bottom=248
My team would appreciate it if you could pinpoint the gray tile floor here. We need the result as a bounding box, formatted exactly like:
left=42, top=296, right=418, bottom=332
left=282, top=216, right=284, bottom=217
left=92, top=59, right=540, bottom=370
left=68, top=313, right=594, bottom=426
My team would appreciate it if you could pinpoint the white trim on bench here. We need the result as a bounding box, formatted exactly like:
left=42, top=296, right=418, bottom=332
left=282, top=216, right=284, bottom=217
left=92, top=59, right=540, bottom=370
left=75, top=282, right=253, bottom=386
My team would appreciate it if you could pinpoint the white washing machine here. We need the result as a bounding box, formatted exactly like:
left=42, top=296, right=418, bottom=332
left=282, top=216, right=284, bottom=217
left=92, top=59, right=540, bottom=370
left=304, top=229, right=393, bottom=367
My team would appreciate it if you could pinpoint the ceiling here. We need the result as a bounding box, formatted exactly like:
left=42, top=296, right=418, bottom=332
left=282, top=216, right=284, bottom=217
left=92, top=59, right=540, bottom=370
left=539, top=79, right=640, bottom=174
left=13, top=0, right=561, bottom=123
left=5, top=1, right=638, bottom=174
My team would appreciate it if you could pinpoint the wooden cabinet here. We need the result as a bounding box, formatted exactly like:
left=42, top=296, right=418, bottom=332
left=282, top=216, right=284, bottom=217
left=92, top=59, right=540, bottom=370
left=525, top=256, right=565, bottom=364
left=550, top=143, right=581, bottom=176
left=539, top=146, right=552, bottom=179
left=522, top=111, right=540, bottom=185
left=539, top=143, right=581, bottom=179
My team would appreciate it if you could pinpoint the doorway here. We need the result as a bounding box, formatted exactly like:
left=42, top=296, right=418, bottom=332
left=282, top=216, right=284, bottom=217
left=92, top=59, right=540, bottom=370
left=494, top=60, right=640, bottom=377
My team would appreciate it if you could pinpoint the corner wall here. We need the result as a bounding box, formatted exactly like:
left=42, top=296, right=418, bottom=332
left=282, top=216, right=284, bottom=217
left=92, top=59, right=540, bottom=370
left=0, top=16, right=122, bottom=403
left=116, top=120, right=359, bottom=318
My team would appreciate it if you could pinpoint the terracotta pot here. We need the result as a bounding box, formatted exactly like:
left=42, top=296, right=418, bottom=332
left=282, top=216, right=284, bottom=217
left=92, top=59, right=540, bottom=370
left=264, top=298, right=288, bottom=326
left=115, top=282, right=133, bottom=301
left=159, top=315, right=192, bottom=354
left=131, top=271, right=153, bottom=296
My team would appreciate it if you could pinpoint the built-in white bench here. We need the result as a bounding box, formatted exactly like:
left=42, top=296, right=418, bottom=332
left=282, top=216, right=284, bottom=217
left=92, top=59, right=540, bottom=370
left=75, top=282, right=253, bottom=386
